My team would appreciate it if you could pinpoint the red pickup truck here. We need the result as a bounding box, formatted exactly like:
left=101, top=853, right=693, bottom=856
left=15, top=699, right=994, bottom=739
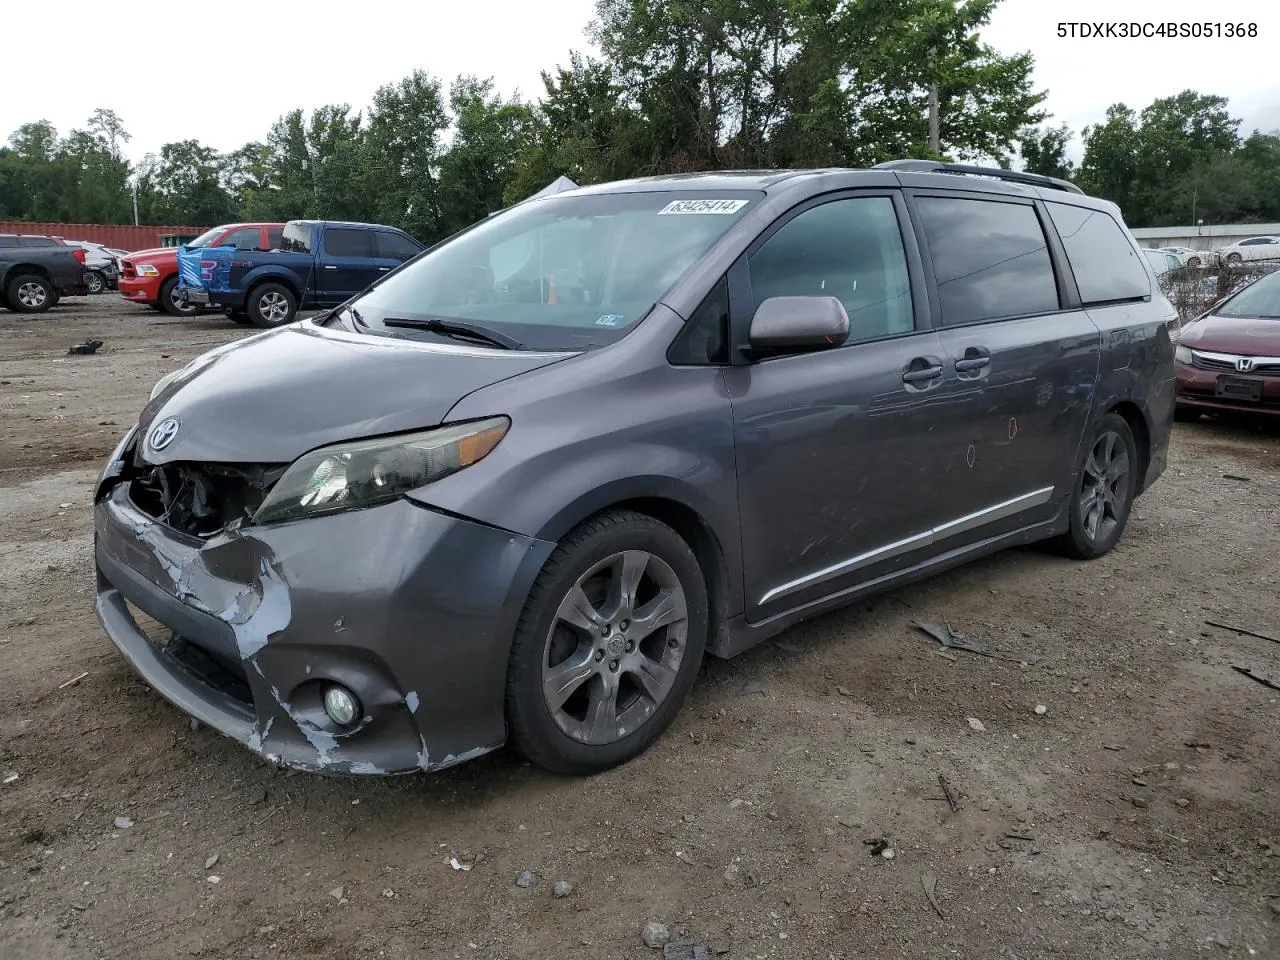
left=118, top=223, right=284, bottom=316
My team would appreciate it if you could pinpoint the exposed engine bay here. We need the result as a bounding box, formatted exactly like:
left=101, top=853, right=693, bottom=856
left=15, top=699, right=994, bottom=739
left=122, top=452, right=288, bottom=537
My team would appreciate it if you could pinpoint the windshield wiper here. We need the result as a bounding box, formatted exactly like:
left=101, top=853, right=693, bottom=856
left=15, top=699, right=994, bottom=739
left=382, top=316, right=523, bottom=350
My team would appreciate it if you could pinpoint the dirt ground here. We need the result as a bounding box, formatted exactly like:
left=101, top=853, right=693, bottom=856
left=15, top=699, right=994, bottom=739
left=2, top=296, right=1278, bottom=960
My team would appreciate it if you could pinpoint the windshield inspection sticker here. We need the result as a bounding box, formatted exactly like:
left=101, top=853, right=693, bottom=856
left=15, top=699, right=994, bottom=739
left=595, top=314, right=626, bottom=327
left=658, top=199, right=749, bottom=216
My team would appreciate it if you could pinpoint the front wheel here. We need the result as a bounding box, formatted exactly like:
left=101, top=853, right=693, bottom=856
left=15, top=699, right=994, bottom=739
left=1186, top=256, right=1201, bottom=268
left=159, top=276, right=199, bottom=317
left=506, top=510, right=709, bottom=775
left=247, top=283, right=297, bottom=328
left=1225, top=252, right=1243, bottom=265
left=1055, top=413, right=1139, bottom=560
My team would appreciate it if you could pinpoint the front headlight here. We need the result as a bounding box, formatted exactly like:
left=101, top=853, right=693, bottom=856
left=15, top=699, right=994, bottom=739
left=1175, top=345, right=1193, bottom=364
left=254, top=417, right=510, bottom=525
left=136, top=263, right=160, bottom=277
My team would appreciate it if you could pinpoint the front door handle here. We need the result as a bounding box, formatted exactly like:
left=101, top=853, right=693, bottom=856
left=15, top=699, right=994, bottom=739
left=378, top=266, right=391, bottom=272
left=954, top=346, right=991, bottom=373
left=902, top=356, right=945, bottom=384
left=323, top=264, right=338, bottom=271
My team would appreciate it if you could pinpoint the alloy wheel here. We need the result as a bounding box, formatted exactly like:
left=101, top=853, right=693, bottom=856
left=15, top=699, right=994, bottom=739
left=259, top=291, right=290, bottom=324
left=86, top=272, right=104, bottom=294
left=542, top=550, right=689, bottom=745
left=17, top=282, right=47, bottom=309
left=1079, top=430, right=1130, bottom=543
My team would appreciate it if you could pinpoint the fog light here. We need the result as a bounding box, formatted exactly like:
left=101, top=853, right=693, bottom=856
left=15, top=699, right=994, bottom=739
left=323, top=685, right=360, bottom=727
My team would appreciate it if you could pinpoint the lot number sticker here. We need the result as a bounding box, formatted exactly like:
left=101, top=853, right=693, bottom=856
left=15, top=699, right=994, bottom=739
left=658, top=199, right=749, bottom=215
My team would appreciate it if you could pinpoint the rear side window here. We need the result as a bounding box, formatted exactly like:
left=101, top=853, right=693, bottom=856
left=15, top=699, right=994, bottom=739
left=266, top=227, right=284, bottom=250
left=1046, top=202, right=1149, bottom=304
left=18, top=236, right=56, bottom=247
left=915, top=197, right=1059, bottom=325
left=748, top=196, right=914, bottom=341
left=376, top=231, right=422, bottom=262
left=325, top=228, right=375, bottom=258
left=281, top=223, right=312, bottom=254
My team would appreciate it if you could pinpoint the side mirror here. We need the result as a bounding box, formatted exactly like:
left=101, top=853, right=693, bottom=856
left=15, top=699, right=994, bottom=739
left=748, top=296, right=849, bottom=351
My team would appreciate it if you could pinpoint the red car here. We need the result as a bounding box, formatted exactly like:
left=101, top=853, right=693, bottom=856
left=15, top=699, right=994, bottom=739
left=119, top=223, right=284, bottom=316
left=1175, top=270, right=1280, bottom=418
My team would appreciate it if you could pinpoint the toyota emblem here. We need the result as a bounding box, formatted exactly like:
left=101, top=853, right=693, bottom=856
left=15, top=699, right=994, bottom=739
left=148, top=417, right=181, bottom=452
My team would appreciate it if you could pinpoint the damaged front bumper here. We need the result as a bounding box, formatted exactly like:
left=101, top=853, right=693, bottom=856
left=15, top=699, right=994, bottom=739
left=94, top=470, right=554, bottom=775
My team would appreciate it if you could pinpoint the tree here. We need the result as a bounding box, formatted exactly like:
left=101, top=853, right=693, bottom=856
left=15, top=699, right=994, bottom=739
left=363, top=70, right=450, bottom=241
left=1018, top=123, right=1073, bottom=179
left=137, top=140, right=235, bottom=225
left=87, top=108, right=131, bottom=162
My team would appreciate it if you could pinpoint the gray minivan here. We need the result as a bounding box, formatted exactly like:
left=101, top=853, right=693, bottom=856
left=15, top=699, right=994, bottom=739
left=93, top=162, right=1177, bottom=776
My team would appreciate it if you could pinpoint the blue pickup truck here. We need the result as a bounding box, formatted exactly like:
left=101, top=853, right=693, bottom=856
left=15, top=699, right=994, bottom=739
left=181, top=220, right=424, bottom=327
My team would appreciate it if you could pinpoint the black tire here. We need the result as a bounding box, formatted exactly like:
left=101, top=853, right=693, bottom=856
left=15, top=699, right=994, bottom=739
left=227, top=309, right=253, bottom=325
left=1225, top=253, right=1243, bottom=265
left=1173, top=406, right=1200, bottom=423
left=506, top=510, right=709, bottom=775
left=159, top=276, right=198, bottom=317
left=1055, top=413, right=1140, bottom=560
left=147, top=303, right=165, bottom=312
left=1187, top=256, right=1201, bottom=268
left=5, top=274, right=55, bottom=314
left=247, top=283, right=297, bottom=328
left=86, top=271, right=106, bottom=294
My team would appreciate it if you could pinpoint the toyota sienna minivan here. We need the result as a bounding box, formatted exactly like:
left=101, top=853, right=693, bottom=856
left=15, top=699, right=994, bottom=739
left=93, top=161, right=1177, bottom=776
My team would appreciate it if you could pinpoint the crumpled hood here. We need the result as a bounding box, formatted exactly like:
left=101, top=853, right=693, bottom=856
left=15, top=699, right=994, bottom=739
left=1180, top=315, right=1280, bottom=355
left=137, top=323, right=570, bottom=465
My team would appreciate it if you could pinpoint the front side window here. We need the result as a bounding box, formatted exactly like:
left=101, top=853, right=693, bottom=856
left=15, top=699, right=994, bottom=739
left=187, top=227, right=226, bottom=249
left=376, top=231, right=422, bottom=262
left=747, top=196, right=914, bottom=341
left=351, top=191, right=758, bottom=351
left=221, top=228, right=261, bottom=251
left=1215, top=272, right=1280, bottom=320
left=281, top=223, right=312, bottom=254
left=917, top=197, right=1059, bottom=325
left=266, top=228, right=283, bottom=250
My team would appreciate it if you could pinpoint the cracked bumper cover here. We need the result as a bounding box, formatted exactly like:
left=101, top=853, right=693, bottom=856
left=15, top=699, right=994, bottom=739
left=94, top=484, right=555, bottom=774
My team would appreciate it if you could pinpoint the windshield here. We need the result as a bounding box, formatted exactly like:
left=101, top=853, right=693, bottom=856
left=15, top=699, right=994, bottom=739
left=1216, top=271, right=1280, bottom=319
left=350, top=191, right=759, bottom=350
left=188, top=227, right=227, bottom=249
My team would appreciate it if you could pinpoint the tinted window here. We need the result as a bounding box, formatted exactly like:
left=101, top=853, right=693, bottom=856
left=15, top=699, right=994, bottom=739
left=18, top=236, right=57, bottom=247
left=669, top=278, right=730, bottom=364
left=376, top=231, right=422, bottom=262
left=748, top=197, right=913, bottom=341
left=1046, top=201, right=1149, bottom=304
left=917, top=197, right=1059, bottom=325
left=281, top=223, right=312, bottom=253
left=1240, top=238, right=1265, bottom=246
left=266, top=228, right=284, bottom=250
left=0, top=237, right=16, bottom=248
left=221, top=228, right=261, bottom=251
left=325, top=228, right=374, bottom=258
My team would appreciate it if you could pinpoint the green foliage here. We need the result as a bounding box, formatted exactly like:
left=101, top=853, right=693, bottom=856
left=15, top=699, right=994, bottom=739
left=28, top=4, right=1277, bottom=239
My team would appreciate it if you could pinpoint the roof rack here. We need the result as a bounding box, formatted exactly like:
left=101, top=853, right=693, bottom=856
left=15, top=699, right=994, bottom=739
left=873, top=159, right=1083, bottom=195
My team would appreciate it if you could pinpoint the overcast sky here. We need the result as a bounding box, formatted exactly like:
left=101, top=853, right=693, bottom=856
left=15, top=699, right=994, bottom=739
left=5, top=0, right=1277, bottom=165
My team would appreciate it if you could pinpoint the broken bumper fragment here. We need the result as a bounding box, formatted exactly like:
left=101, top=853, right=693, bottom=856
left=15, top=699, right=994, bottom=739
left=93, top=480, right=554, bottom=774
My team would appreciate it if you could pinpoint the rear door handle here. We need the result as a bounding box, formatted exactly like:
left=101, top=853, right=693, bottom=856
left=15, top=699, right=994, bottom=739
left=378, top=266, right=391, bottom=272
left=954, top=346, right=991, bottom=373
left=323, top=264, right=338, bottom=271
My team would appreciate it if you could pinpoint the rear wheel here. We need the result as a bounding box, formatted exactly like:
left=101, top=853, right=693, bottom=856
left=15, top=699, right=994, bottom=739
left=6, top=274, right=55, bottom=314
left=1055, top=413, right=1139, bottom=560
left=506, top=510, right=709, bottom=775
left=1187, top=256, right=1201, bottom=268
left=86, top=271, right=106, bottom=294
left=1225, top=252, right=1243, bottom=265
left=247, top=283, right=297, bottom=328
left=159, top=276, right=199, bottom=317
left=1174, top=406, right=1200, bottom=423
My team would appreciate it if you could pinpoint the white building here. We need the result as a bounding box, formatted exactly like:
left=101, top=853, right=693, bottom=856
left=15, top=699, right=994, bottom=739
left=1129, top=223, right=1280, bottom=252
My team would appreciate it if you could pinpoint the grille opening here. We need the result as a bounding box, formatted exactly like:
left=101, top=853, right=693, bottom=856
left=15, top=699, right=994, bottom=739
left=126, top=460, right=286, bottom=537
left=125, top=600, right=253, bottom=707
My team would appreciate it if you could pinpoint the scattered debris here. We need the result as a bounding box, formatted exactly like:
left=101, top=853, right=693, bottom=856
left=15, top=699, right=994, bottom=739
left=938, top=774, right=959, bottom=812
left=189, top=718, right=201, bottom=732
left=113, top=816, right=133, bottom=830
left=921, top=871, right=944, bottom=917
left=328, top=886, right=345, bottom=902
left=682, top=813, right=696, bottom=823
left=247, top=786, right=268, bottom=805
left=1207, top=620, right=1279, bottom=646
left=738, top=680, right=767, bottom=697
left=967, top=718, right=987, bottom=732
left=664, top=944, right=711, bottom=960
left=553, top=879, right=574, bottom=898
left=880, top=847, right=896, bottom=860
left=1231, top=665, right=1280, bottom=691
left=449, top=857, right=472, bottom=872
left=836, top=685, right=854, bottom=697
left=642, top=921, right=671, bottom=948
left=67, top=340, right=104, bottom=356
left=913, top=621, right=1036, bottom=664
left=865, top=838, right=891, bottom=857
left=1221, top=474, right=1250, bottom=482
left=207, top=875, right=220, bottom=884
left=1005, top=833, right=1035, bottom=842
left=204, top=853, right=219, bottom=870
left=2, top=773, right=18, bottom=785
left=742, top=869, right=760, bottom=888
left=675, top=850, right=696, bottom=866
left=515, top=870, right=536, bottom=888
left=1103, top=743, right=1124, bottom=751
left=1176, top=798, right=1191, bottom=808
left=1034, top=704, right=1048, bottom=716
left=728, top=798, right=744, bottom=809
left=382, top=888, right=395, bottom=899
left=1132, top=778, right=1148, bottom=787
left=1132, top=797, right=1149, bottom=809
left=57, top=672, right=89, bottom=690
